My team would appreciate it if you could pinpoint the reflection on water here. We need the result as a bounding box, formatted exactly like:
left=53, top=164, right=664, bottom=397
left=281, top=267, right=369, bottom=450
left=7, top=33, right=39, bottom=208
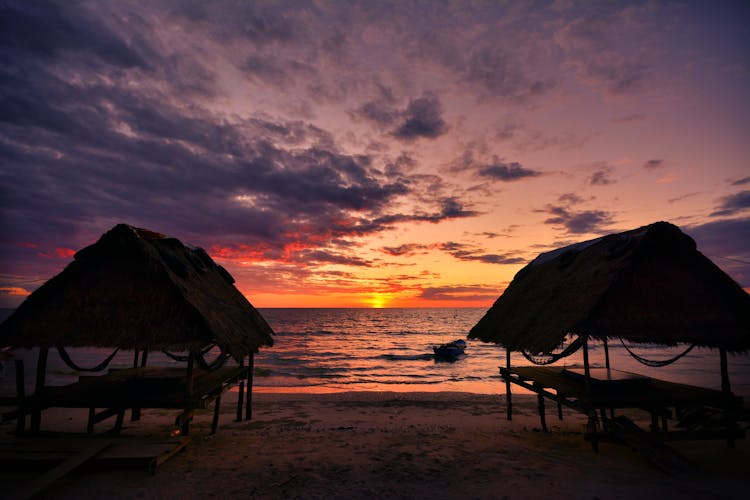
left=1, top=308, right=749, bottom=396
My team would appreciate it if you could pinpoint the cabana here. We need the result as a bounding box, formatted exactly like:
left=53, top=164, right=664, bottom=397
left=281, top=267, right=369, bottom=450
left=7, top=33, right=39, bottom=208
left=469, top=222, right=749, bottom=462
left=0, top=224, right=274, bottom=436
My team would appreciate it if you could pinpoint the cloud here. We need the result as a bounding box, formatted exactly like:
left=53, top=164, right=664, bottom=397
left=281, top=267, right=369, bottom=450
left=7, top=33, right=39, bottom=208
left=392, top=94, right=448, bottom=140
left=589, top=168, right=614, bottom=186
left=381, top=244, right=430, bottom=257
left=711, top=190, right=750, bottom=217
left=478, top=160, right=541, bottom=182
left=731, top=176, right=750, bottom=186
left=438, top=242, right=525, bottom=265
left=643, top=159, right=665, bottom=170
left=539, top=205, right=614, bottom=234
left=419, top=285, right=501, bottom=302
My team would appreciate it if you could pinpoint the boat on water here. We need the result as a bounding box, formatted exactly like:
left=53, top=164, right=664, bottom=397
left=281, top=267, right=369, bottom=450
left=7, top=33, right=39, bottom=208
left=433, top=339, right=467, bottom=361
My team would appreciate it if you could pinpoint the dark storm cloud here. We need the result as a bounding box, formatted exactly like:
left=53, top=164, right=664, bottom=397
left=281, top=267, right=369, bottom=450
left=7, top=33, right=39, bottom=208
left=478, top=161, right=541, bottom=182
left=731, top=176, right=750, bottom=186
left=711, top=191, right=750, bottom=217
left=643, top=159, right=665, bottom=170
left=0, top=1, right=148, bottom=69
left=0, top=0, right=482, bottom=283
left=392, top=94, right=447, bottom=140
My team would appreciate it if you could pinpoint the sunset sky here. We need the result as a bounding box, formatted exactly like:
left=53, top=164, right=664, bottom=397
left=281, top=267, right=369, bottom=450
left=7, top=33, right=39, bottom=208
left=1, top=0, right=748, bottom=308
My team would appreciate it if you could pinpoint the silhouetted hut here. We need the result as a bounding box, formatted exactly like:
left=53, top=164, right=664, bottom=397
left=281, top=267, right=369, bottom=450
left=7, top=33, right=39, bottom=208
left=469, top=221, right=749, bottom=458
left=0, top=224, right=274, bottom=434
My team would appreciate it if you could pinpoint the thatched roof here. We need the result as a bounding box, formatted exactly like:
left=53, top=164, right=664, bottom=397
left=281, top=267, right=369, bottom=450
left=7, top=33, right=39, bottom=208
left=0, top=224, right=274, bottom=359
left=469, top=221, right=750, bottom=353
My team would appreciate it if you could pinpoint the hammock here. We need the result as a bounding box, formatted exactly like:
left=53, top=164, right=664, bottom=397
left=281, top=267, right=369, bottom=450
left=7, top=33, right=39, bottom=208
left=162, top=344, right=231, bottom=371
left=619, top=338, right=695, bottom=367
left=521, top=337, right=583, bottom=365
left=56, top=346, right=120, bottom=372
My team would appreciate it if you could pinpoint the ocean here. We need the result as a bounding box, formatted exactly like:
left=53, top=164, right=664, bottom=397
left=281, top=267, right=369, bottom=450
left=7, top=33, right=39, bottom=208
left=1, top=308, right=749, bottom=397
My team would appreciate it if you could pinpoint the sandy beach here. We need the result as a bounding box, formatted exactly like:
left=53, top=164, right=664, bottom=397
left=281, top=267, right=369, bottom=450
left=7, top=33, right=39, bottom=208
left=2, top=391, right=748, bottom=499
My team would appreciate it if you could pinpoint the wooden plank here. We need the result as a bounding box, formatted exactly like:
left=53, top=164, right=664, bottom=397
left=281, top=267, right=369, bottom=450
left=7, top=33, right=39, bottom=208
left=9, top=440, right=112, bottom=500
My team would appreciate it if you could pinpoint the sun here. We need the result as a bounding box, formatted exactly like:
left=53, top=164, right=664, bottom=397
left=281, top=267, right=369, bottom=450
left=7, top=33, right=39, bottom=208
left=368, top=294, right=389, bottom=308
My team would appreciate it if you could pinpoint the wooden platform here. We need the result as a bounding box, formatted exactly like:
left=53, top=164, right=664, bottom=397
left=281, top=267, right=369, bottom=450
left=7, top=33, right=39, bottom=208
left=502, top=366, right=742, bottom=412
left=0, top=435, right=189, bottom=473
left=25, top=365, right=247, bottom=411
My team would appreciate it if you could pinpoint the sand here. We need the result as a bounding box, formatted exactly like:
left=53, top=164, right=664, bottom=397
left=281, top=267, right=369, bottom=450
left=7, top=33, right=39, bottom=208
left=1, top=391, right=748, bottom=499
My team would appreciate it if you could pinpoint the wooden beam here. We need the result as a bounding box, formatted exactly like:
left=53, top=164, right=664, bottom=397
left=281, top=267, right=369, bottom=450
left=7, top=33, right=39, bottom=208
left=720, top=348, right=735, bottom=448
left=140, top=349, right=148, bottom=367
left=30, top=347, right=48, bottom=433
left=582, top=337, right=591, bottom=395
left=15, top=360, right=26, bottom=434
left=211, top=394, right=222, bottom=434
left=132, top=349, right=139, bottom=368
left=505, top=348, right=513, bottom=421
left=245, top=352, right=254, bottom=421
left=720, top=348, right=730, bottom=394
left=534, top=383, right=548, bottom=432
left=186, top=353, right=194, bottom=399
left=87, top=408, right=95, bottom=434
left=603, top=337, right=611, bottom=371
left=236, top=357, right=245, bottom=422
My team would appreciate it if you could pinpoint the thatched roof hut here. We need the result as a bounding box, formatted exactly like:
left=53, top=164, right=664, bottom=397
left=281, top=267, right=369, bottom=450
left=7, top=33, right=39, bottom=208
left=0, top=224, right=274, bottom=360
left=469, top=221, right=750, bottom=354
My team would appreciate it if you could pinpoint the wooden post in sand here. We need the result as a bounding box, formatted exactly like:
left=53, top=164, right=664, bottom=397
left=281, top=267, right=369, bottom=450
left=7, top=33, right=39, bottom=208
left=236, top=356, right=245, bottom=422
left=15, top=360, right=26, bottom=434
left=505, top=348, right=512, bottom=421
left=603, top=338, right=614, bottom=419
left=186, top=352, right=194, bottom=399
left=246, top=352, right=254, bottom=421
left=720, top=348, right=735, bottom=448
left=30, top=347, right=48, bottom=433
left=534, top=382, right=547, bottom=432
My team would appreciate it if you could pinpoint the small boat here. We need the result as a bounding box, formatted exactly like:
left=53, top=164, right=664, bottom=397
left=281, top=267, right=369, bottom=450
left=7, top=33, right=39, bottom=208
left=433, top=339, right=467, bottom=361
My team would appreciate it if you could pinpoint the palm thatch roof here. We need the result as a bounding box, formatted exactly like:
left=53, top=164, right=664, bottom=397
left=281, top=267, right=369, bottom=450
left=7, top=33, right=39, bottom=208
left=469, top=221, right=750, bottom=353
left=0, top=224, right=274, bottom=359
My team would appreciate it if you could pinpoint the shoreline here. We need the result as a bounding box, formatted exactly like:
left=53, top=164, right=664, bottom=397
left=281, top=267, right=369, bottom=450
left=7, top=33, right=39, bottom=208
left=2, top=390, right=748, bottom=499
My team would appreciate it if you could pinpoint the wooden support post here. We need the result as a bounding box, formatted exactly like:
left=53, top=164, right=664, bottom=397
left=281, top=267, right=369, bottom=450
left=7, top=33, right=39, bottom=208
left=534, top=383, right=547, bottom=432
left=246, top=352, right=254, bottom=421
left=236, top=356, right=245, bottom=422
left=211, top=394, right=222, bottom=434
left=112, top=409, right=125, bottom=435
left=87, top=408, right=96, bottom=434
left=557, top=399, right=563, bottom=420
left=719, top=348, right=735, bottom=448
left=650, top=412, right=659, bottom=432
left=15, top=360, right=26, bottom=434
left=186, top=352, right=194, bottom=399
left=720, top=348, right=731, bottom=394
left=131, top=349, right=147, bottom=421
left=603, top=337, right=611, bottom=371
left=582, top=338, right=591, bottom=395
left=587, top=411, right=599, bottom=453
left=30, top=347, right=48, bottom=433
left=505, top=348, right=513, bottom=421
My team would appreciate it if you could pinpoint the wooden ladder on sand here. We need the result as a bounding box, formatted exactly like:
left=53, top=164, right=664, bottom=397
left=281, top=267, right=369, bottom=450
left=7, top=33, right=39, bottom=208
left=7, top=440, right=113, bottom=500
left=607, top=416, right=696, bottom=474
